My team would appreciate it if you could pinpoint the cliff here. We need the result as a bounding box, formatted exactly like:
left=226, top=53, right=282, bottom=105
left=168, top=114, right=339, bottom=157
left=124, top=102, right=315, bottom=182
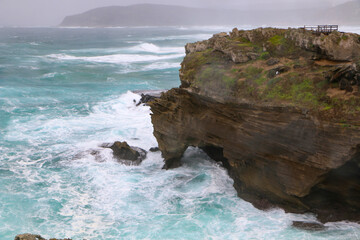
left=150, top=28, right=360, bottom=223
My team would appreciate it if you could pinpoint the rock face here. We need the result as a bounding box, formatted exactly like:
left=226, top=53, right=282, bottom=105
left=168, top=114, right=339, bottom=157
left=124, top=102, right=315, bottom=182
left=150, top=28, right=360, bottom=222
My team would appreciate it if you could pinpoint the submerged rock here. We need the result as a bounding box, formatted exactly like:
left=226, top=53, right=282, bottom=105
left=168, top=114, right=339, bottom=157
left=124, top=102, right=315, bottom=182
left=292, top=221, right=326, bottom=231
left=14, top=234, right=71, bottom=240
left=150, top=27, right=360, bottom=223
left=103, top=141, right=147, bottom=165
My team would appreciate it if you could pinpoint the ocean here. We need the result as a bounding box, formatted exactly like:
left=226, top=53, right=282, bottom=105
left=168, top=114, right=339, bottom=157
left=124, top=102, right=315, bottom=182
left=0, top=26, right=360, bottom=240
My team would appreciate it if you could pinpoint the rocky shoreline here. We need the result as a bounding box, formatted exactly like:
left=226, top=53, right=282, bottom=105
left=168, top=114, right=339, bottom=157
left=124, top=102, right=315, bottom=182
left=150, top=27, right=360, bottom=223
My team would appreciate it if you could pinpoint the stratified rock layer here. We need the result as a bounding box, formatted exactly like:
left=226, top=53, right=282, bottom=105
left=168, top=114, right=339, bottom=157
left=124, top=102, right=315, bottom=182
left=150, top=28, right=360, bottom=222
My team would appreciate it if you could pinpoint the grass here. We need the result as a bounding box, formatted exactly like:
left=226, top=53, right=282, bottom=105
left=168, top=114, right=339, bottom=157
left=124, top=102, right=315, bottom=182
left=242, top=66, right=263, bottom=80
left=181, top=48, right=223, bottom=83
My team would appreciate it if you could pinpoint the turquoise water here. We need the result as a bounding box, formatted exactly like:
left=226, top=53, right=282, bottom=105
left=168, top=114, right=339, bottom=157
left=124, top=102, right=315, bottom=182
left=0, top=27, right=360, bottom=240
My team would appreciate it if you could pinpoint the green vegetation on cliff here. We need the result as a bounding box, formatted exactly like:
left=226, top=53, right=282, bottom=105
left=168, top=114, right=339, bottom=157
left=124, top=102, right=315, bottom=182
left=180, top=28, right=360, bottom=124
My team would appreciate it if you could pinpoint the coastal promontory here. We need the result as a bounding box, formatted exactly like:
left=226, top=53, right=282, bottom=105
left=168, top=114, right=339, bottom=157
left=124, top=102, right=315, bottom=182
left=150, top=27, right=360, bottom=223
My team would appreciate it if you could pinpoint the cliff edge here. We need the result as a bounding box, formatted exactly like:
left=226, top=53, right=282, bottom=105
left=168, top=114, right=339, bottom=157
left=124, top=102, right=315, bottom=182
left=150, top=28, right=360, bottom=223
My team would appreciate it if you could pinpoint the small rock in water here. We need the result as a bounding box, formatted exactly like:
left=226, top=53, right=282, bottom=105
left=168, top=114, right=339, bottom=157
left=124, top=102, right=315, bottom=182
left=14, top=234, right=72, bottom=240
left=292, top=221, right=326, bottom=231
left=103, top=141, right=147, bottom=165
left=15, top=234, right=45, bottom=240
left=149, top=147, right=160, bottom=152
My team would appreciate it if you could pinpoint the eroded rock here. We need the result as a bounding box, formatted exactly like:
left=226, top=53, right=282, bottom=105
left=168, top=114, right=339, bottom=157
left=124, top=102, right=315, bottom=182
left=105, top=141, right=147, bottom=165
left=150, top=27, right=360, bottom=223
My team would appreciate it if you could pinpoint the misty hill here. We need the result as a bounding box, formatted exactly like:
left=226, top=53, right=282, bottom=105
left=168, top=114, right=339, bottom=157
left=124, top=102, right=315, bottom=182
left=322, top=0, right=360, bottom=25
left=60, top=4, right=226, bottom=27
left=60, top=2, right=360, bottom=27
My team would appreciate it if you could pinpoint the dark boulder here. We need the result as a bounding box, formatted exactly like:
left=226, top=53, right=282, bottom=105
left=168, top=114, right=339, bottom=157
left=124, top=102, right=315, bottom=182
left=328, top=64, right=358, bottom=85
left=105, top=141, right=147, bottom=165
left=149, top=147, right=160, bottom=152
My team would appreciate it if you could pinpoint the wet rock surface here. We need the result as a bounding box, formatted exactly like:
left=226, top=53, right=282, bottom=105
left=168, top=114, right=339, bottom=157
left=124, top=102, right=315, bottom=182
left=149, top=147, right=160, bottom=152
left=292, top=221, right=326, bottom=231
left=14, top=234, right=71, bottom=240
left=103, top=141, right=147, bottom=165
left=132, top=90, right=164, bottom=106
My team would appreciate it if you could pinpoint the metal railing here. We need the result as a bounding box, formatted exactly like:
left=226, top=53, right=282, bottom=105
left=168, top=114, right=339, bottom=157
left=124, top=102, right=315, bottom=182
left=303, top=25, right=338, bottom=34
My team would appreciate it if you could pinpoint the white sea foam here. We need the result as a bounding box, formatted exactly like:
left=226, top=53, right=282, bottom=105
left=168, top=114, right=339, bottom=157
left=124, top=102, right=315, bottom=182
left=143, top=62, right=180, bottom=71
left=129, top=43, right=184, bottom=54
left=118, top=61, right=180, bottom=74
left=42, top=72, right=58, bottom=78
left=62, top=43, right=183, bottom=55
left=46, top=53, right=184, bottom=64
left=2, top=90, right=360, bottom=239
left=148, top=33, right=212, bottom=41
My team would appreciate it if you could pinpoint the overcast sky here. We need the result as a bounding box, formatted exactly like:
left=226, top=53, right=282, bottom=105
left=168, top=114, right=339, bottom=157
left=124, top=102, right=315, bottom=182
left=0, top=0, right=351, bottom=26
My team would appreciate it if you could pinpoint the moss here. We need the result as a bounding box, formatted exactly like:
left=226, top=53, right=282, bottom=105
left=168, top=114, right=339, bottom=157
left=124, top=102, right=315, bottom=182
left=263, top=76, right=321, bottom=106
left=341, top=123, right=352, bottom=128
left=342, top=35, right=349, bottom=41
left=233, top=36, right=250, bottom=43
left=322, top=105, right=332, bottom=111
left=237, top=42, right=255, bottom=47
left=259, top=52, right=270, bottom=60
left=268, top=35, right=286, bottom=46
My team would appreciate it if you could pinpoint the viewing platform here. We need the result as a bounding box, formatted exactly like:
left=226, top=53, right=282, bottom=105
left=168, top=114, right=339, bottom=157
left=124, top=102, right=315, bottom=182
left=302, top=25, right=338, bottom=35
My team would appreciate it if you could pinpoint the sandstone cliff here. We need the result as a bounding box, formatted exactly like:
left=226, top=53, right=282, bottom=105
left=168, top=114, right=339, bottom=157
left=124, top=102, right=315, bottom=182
left=150, top=28, right=360, bottom=223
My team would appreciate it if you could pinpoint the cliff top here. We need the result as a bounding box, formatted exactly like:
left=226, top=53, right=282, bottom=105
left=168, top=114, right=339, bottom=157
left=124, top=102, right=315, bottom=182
left=180, top=27, right=360, bottom=125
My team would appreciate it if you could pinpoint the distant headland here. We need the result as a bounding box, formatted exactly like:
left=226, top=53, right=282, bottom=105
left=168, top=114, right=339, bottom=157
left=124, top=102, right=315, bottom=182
left=60, top=2, right=360, bottom=27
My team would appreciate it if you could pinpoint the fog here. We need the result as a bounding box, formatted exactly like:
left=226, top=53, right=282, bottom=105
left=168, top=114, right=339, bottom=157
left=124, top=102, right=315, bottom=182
left=0, top=0, right=351, bottom=26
